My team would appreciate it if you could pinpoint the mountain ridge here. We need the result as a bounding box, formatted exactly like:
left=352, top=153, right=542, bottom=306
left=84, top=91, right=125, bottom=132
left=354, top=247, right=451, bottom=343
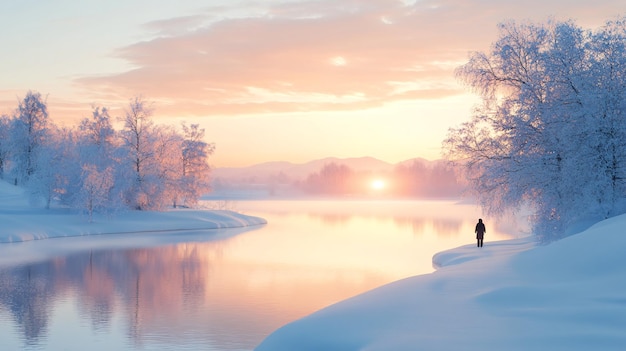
left=212, top=156, right=437, bottom=183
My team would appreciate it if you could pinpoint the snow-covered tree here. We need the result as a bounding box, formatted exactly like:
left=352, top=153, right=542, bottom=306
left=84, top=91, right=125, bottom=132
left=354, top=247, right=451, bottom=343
left=444, top=18, right=626, bottom=240
left=119, top=96, right=157, bottom=209
left=2, top=92, right=216, bottom=215
left=10, top=91, right=49, bottom=184
left=0, top=115, right=11, bottom=178
left=75, top=105, right=128, bottom=212
left=176, top=123, right=214, bottom=207
left=77, top=164, right=114, bottom=222
left=79, top=106, right=116, bottom=164
left=146, top=124, right=182, bottom=209
left=584, top=18, right=626, bottom=218
left=27, top=126, right=77, bottom=209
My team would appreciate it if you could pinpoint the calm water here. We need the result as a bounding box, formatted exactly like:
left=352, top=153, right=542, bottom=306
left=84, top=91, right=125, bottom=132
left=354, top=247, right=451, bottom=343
left=0, top=200, right=523, bottom=351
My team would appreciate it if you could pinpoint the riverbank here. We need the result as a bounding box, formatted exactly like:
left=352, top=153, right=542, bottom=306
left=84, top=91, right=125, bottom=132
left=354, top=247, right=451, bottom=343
left=0, top=180, right=266, bottom=258
left=256, top=214, right=626, bottom=350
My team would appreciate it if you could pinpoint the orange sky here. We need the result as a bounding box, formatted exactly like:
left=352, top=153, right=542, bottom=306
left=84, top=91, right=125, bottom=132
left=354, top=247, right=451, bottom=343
left=0, top=0, right=622, bottom=167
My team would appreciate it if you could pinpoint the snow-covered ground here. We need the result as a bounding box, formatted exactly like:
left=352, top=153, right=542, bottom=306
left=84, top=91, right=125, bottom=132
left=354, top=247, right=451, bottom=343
left=0, top=180, right=266, bottom=265
left=3, top=178, right=625, bottom=351
left=256, top=214, right=626, bottom=350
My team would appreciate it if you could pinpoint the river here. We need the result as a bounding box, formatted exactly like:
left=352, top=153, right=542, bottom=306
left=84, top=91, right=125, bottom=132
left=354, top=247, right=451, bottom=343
left=0, top=199, right=523, bottom=350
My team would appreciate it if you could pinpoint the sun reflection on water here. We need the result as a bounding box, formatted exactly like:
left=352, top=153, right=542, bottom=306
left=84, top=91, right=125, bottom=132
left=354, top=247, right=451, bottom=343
left=0, top=199, right=524, bottom=351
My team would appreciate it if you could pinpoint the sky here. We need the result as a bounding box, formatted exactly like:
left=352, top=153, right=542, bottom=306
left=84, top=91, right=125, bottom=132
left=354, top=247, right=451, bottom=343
left=0, top=0, right=623, bottom=167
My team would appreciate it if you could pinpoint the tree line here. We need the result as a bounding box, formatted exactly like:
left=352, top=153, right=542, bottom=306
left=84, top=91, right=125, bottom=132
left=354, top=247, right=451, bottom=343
left=444, top=17, right=626, bottom=240
left=0, top=91, right=214, bottom=220
left=299, top=160, right=463, bottom=197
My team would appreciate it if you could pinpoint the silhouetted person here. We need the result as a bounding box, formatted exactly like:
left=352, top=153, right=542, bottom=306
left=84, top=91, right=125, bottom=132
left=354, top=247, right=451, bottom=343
left=475, top=218, right=486, bottom=247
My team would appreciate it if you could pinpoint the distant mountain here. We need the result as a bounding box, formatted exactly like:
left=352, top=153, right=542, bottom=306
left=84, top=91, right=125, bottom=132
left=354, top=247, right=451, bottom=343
left=395, top=157, right=435, bottom=168
left=211, top=156, right=436, bottom=184
left=208, top=156, right=461, bottom=198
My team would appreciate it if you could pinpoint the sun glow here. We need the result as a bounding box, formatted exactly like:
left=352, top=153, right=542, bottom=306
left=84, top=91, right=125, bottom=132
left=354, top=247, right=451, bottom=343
left=370, top=179, right=386, bottom=191
left=331, top=56, right=347, bottom=66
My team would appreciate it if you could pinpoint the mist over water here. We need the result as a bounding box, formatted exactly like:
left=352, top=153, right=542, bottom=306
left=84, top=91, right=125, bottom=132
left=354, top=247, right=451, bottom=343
left=0, top=199, right=524, bottom=351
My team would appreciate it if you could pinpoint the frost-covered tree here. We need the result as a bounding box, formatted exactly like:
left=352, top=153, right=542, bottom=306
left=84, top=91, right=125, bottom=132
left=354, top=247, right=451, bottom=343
left=10, top=91, right=49, bottom=184
left=176, top=123, right=214, bottom=207
left=146, top=124, right=182, bottom=209
left=584, top=18, right=626, bottom=218
left=444, top=18, right=626, bottom=240
left=119, top=96, right=157, bottom=209
left=79, top=106, right=116, bottom=165
left=26, top=146, right=57, bottom=208
left=0, top=115, right=11, bottom=178
left=77, top=164, right=114, bottom=222
left=27, top=126, right=77, bottom=209
left=75, top=106, right=125, bottom=211
left=2, top=92, right=216, bottom=214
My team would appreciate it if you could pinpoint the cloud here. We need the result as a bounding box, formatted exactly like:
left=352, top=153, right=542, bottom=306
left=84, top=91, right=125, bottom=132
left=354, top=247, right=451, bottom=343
left=75, top=0, right=625, bottom=117
left=142, top=14, right=209, bottom=37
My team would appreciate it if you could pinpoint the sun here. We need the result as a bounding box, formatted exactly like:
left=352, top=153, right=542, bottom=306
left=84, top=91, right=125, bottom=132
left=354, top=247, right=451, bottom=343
left=370, top=179, right=386, bottom=191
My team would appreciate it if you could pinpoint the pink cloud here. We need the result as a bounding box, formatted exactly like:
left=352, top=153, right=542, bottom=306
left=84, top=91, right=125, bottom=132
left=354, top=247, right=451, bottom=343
left=75, top=0, right=624, bottom=117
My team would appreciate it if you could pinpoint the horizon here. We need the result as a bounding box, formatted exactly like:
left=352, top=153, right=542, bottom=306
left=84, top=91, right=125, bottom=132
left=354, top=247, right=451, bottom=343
left=213, top=154, right=436, bottom=168
left=1, top=1, right=622, bottom=167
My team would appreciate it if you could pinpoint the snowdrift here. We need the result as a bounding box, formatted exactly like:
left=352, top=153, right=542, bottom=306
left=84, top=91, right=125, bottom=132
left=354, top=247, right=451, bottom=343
left=256, top=215, right=626, bottom=350
left=0, top=180, right=266, bottom=244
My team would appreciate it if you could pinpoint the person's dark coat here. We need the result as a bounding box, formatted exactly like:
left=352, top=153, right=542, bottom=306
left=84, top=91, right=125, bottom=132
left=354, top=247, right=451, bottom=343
left=475, top=219, right=486, bottom=239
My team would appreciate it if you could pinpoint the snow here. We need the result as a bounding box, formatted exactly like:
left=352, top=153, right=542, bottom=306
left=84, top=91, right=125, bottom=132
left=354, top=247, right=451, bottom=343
left=0, top=180, right=266, bottom=265
left=3, top=177, right=626, bottom=351
left=256, top=215, right=626, bottom=350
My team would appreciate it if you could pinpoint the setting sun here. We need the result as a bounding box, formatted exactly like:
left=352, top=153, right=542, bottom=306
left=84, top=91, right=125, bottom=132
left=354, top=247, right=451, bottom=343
left=370, top=179, right=386, bottom=191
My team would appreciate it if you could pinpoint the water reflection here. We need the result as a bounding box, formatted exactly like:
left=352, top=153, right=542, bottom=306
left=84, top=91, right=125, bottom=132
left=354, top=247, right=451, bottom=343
left=0, top=241, right=393, bottom=350
left=0, top=264, right=55, bottom=345
left=230, top=199, right=505, bottom=238
left=0, top=200, right=524, bottom=351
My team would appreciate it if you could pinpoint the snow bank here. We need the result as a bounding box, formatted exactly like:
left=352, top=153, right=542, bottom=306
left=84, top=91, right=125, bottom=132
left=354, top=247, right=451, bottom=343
left=0, top=180, right=266, bottom=244
left=256, top=215, right=626, bottom=351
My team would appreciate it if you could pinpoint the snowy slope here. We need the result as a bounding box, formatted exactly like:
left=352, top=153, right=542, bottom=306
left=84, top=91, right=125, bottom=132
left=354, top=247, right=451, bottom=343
left=256, top=215, right=626, bottom=350
left=0, top=180, right=266, bottom=244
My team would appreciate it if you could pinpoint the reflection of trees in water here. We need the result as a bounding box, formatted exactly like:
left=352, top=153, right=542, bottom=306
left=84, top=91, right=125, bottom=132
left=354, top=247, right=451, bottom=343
left=181, top=246, right=205, bottom=299
left=431, top=219, right=463, bottom=238
left=307, top=212, right=463, bottom=237
left=0, top=264, right=56, bottom=345
left=392, top=217, right=463, bottom=236
left=307, top=213, right=352, bottom=226
left=102, top=246, right=211, bottom=347
left=0, top=244, right=213, bottom=347
left=392, top=216, right=426, bottom=233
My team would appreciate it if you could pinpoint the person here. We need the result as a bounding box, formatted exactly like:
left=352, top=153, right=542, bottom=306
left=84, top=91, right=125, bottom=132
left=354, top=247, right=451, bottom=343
left=475, top=218, right=486, bottom=247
